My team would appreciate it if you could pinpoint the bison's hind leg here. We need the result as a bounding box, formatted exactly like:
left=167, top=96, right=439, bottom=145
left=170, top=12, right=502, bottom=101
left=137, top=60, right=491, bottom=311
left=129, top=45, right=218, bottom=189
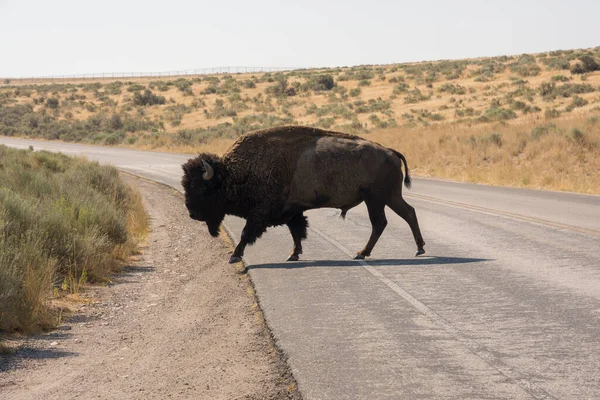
left=387, top=195, right=425, bottom=256
left=286, top=213, right=308, bottom=261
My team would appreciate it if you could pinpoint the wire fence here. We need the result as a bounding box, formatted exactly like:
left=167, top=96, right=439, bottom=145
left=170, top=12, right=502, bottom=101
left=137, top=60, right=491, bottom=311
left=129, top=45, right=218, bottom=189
left=2, top=66, right=302, bottom=84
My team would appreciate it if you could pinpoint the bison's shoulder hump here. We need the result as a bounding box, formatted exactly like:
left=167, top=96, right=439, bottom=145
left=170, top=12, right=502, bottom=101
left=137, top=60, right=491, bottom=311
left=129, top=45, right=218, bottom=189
left=233, top=126, right=363, bottom=146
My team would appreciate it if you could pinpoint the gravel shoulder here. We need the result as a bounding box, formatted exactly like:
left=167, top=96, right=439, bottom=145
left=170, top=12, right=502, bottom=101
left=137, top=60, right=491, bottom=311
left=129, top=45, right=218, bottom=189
left=0, top=175, right=301, bottom=400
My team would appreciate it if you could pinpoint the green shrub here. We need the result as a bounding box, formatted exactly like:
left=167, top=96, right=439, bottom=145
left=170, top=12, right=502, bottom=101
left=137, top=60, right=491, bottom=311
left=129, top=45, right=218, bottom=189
left=438, top=83, right=466, bottom=95
left=133, top=90, right=166, bottom=106
left=336, top=118, right=365, bottom=133
left=173, top=78, right=193, bottom=95
left=479, top=107, right=517, bottom=122
left=508, top=54, right=541, bottom=77
left=470, top=61, right=506, bottom=80
left=337, top=68, right=375, bottom=81
left=191, top=98, right=206, bottom=109
left=104, top=81, right=124, bottom=95
left=454, top=107, right=479, bottom=118
left=539, top=82, right=596, bottom=101
left=104, top=132, right=123, bottom=145
left=570, top=128, right=586, bottom=144
left=45, top=98, right=60, bottom=109
left=171, top=113, right=296, bottom=146
left=531, top=123, right=559, bottom=139
left=409, top=109, right=445, bottom=121
left=164, top=104, right=192, bottom=121
left=404, top=88, right=431, bottom=104
left=0, top=103, right=161, bottom=142
left=0, top=147, right=147, bottom=332
left=565, top=96, right=588, bottom=112
left=315, top=117, right=335, bottom=129
left=149, top=80, right=170, bottom=91
left=510, top=63, right=541, bottom=77
left=306, top=102, right=355, bottom=120
left=349, top=88, right=361, bottom=97
left=265, top=75, right=290, bottom=97
left=301, top=74, right=335, bottom=92
left=202, top=85, right=218, bottom=95
left=509, top=100, right=540, bottom=114
left=393, top=83, right=409, bottom=94
left=127, top=83, right=146, bottom=93
left=81, top=82, right=102, bottom=93
left=540, top=56, right=571, bottom=70
left=352, top=98, right=392, bottom=115
left=571, top=55, right=600, bottom=74
left=243, top=79, right=256, bottom=89
left=208, top=99, right=238, bottom=119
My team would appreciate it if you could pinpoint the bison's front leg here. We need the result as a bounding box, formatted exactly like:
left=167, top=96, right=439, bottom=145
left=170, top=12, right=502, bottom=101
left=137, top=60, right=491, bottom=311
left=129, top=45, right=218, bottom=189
left=355, top=199, right=387, bottom=260
left=229, top=218, right=267, bottom=264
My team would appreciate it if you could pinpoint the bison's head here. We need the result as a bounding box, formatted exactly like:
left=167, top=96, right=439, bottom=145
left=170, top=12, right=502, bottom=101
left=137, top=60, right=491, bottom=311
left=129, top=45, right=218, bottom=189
left=181, top=153, right=227, bottom=237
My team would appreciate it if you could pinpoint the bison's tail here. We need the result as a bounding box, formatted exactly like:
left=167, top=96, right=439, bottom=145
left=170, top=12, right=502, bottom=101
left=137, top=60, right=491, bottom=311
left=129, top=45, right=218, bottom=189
left=390, top=149, right=411, bottom=189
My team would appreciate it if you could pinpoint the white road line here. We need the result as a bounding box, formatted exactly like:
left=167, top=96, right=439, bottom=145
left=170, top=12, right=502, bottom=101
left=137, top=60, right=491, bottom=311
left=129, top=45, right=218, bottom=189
left=310, top=225, right=556, bottom=400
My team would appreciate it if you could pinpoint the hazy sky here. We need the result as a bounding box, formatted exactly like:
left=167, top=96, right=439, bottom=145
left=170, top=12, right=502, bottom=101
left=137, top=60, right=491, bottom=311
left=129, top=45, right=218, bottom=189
left=1, top=0, right=598, bottom=78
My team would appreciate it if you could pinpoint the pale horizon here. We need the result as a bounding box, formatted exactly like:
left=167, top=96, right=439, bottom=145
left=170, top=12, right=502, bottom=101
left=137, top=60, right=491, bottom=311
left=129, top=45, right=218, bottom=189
left=1, top=0, right=598, bottom=78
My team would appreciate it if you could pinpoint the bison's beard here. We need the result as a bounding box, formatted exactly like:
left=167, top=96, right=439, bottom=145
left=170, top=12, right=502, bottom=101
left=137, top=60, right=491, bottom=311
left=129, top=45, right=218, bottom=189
left=206, top=212, right=225, bottom=237
left=206, top=220, right=221, bottom=237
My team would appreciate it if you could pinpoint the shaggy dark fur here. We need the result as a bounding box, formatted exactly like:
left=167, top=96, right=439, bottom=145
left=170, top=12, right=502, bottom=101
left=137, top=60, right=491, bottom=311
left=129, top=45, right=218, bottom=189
left=182, top=126, right=425, bottom=263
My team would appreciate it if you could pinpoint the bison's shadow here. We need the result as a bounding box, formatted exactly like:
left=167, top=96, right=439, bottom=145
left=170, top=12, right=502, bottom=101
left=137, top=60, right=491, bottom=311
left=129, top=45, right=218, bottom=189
left=247, top=256, right=491, bottom=270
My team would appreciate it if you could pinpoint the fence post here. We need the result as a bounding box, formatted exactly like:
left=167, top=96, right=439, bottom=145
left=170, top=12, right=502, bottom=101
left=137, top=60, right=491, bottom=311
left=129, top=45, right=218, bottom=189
left=12, top=66, right=299, bottom=83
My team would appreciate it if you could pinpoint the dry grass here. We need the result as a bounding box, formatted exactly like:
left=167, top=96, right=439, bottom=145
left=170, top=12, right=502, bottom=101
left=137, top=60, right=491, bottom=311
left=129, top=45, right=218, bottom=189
left=367, top=111, right=600, bottom=194
left=0, top=147, right=149, bottom=333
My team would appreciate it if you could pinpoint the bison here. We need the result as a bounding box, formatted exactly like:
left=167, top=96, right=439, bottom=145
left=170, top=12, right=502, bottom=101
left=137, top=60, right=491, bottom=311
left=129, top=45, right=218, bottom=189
left=182, top=126, right=425, bottom=264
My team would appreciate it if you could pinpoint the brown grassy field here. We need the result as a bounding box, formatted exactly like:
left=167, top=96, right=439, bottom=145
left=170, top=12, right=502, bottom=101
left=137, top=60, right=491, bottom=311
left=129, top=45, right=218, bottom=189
left=368, top=113, right=600, bottom=193
left=1, top=47, right=599, bottom=193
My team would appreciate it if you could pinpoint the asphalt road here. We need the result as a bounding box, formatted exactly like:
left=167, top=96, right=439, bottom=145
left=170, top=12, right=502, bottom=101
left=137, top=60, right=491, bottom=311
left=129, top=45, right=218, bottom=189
left=2, top=137, right=600, bottom=399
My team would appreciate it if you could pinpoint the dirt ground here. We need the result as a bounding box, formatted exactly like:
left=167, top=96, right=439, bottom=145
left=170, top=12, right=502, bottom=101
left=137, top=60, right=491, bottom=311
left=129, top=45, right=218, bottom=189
left=0, top=176, right=301, bottom=400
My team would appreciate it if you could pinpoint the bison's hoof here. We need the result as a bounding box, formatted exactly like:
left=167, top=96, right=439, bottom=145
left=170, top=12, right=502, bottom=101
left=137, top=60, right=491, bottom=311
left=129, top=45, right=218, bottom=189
left=415, top=248, right=425, bottom=257
left=354, top=254, right=365, bottom=260
left=229, top=255, right=243, bottom=264
left=286, top=255, right=299, bottom=262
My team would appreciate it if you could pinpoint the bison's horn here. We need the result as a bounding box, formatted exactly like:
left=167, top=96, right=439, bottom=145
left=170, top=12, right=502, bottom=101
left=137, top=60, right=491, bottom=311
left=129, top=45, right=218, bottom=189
left=202, top=160, right=214, bottom=180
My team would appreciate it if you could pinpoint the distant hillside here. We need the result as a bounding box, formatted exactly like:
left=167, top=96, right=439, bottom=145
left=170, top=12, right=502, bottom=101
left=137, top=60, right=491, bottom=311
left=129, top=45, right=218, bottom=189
left=1, top=47, right=599, bottom=193
left=1, top=47, right=598, bottom=145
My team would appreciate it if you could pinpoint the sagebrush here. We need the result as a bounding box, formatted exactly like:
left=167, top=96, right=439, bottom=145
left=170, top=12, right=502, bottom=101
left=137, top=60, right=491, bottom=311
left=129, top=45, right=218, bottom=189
left=0, top=147, right=148, bottom=333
